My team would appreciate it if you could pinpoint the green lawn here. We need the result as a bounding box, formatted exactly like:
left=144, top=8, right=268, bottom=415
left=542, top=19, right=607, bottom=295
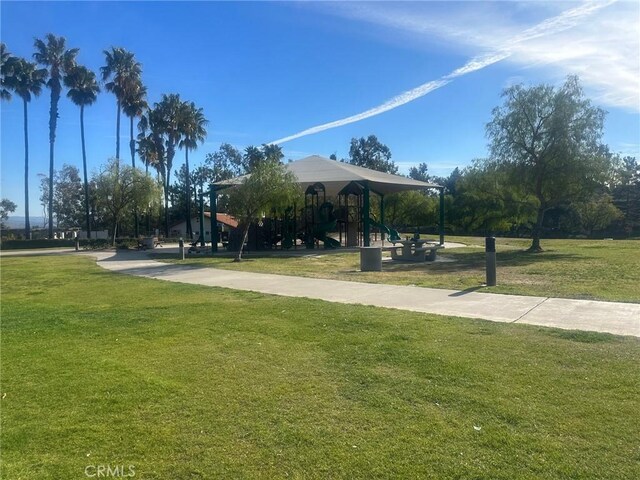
left=154, top=237, right=640, bottom=302
left=1, top=255, right=639, bottom=479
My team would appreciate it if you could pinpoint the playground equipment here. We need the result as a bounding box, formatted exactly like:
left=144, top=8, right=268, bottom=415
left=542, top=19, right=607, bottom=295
left=337, top=182, right=363, bottom=247
left=303, top=183, right=341, bottom=249
left=369, top=218, right=401, bottom=243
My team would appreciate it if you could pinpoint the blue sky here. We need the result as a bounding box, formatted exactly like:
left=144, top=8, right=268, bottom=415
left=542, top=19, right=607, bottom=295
left=1, top=1, right=639, bottom=218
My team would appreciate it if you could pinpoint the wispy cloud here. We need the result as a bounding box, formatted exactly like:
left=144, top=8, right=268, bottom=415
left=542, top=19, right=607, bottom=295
left=329, top=0, right=637, bottom=110
left=270, top=1, right=633, bottom=145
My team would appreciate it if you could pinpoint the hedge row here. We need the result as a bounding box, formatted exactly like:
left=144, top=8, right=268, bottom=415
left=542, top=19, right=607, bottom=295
left=0, top=238, right=110, bottom=250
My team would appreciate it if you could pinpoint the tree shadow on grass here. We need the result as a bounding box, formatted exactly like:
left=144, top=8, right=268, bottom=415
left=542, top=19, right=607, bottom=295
left=543, top=328, right=620, bottom=344
left=429, top=250, right=585, bottom=273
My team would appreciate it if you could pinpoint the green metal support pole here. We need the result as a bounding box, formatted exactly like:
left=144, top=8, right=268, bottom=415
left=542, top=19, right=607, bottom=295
left=363, top=182, right=370, bottom=247
left=199, top=193, right=205, bottom=247
left=210, top=186, right=217, bottom=254
left=439, top=187, right=445, bottom=246
left=379, top=193, right=385, bottom=243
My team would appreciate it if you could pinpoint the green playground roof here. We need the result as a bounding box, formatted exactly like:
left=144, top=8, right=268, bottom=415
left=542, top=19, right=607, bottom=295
left=215, top=155, right=441, bottom=196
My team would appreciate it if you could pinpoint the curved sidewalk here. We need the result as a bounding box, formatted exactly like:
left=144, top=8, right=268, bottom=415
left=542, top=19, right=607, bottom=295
left=87, top=250, right=640, bottom=338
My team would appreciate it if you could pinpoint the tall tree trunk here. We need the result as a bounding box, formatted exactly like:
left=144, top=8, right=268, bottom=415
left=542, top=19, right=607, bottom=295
left=80, top=106, right=91, bottom=239
left=115, top=99, right=121, bottom=159
left=48, top=87, right=60, bottom=239
left=234, top=222, right=250, bottom=262
left=23, top=99, right=31, bottom=240
left=164, top=144, right=175, bottom=237
left=163, top=167, right=171, bottom=238
left=529, top=173, right=545, bottom=252
left=185, top=145, right=192, bottom=239
left=130, top=116, right=139, bottom=236
left=529, top=205, right=545, bottom=252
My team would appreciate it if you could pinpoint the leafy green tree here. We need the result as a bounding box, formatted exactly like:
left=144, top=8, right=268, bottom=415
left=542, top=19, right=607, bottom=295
left=431, top=167, right=462, bottom=196
left=348, top=135, right=397, bottom=174
left=460, top=161, right=537, bottom=234
left=53, top=164, right=84, bottom=229
left=408, top=162, right=430, bottom=182
left=101, top=47, right=141, bottom=160
left=227, top=160, right=299, bottom=261
left=611, top=156, right=640, bottom=236
left=33, top=33, right=79, bottom=238
left=384, top=190, right=437, bottom=228
left=205, top=143, right=244, bottom=181
left=64, top=64, right=100, bottom=238
left=487, top=76, right=609, bottom=251
left=38, top=165, right=84, bottom=229
left=93, top=159, right=160, bottom=244
left=3, top=57, right=47, bottom=239
left=0, top=198, right=17, bottom=230
left=192, top=165, right=215, bottom=197
left=573, top=194, right=622, bottom=237
left=169, top=163, right=200, bottom=227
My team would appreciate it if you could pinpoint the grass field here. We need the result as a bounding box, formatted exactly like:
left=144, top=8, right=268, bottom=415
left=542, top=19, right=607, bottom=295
left=154, top=237, right=640, bottom=303
left=1, top=255, right=639, bottom=479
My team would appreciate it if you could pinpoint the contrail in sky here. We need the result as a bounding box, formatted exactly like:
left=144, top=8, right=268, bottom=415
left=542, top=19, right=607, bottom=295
left=269, top=1, right=614, bottom=145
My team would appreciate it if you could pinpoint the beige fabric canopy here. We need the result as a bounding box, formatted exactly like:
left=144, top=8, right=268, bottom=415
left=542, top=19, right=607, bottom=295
left=215, top=155, right=441, bottom=195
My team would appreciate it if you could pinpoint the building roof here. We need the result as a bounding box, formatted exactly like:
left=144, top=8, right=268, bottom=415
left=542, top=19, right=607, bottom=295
left=209, top=212, right=238, bottom=228
left=215, top=155, right=441, bottom=196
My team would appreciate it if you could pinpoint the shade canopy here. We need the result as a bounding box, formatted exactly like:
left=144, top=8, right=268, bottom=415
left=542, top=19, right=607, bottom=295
left=215, top=155, right=441, bottom=196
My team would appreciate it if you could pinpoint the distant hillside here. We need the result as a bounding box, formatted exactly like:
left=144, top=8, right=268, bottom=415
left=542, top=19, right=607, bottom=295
left=3, top=216, right=47, bottom=229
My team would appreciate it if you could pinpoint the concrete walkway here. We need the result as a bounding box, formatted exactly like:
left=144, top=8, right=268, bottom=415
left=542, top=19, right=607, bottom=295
left=89, top=250, right=640, bottom=338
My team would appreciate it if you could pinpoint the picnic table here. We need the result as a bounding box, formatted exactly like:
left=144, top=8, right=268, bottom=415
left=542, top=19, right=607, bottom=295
left=383, top=239, right=442, bottom=262
left=137, top=236, right=162, bottom=250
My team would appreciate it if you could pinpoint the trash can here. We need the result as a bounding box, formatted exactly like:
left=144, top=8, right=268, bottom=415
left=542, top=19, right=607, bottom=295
left=143, top=237, right=155, bottom=249
left=360, top=246, right=382, bottom=272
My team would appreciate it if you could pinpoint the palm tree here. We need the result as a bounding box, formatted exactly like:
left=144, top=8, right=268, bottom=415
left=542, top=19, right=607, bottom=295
left=262, top=143, right=284, bottom=163
left=122, top=80, right=147, bottom=168
left=152, top=94, right=183, bottom=236
left=33, top=33, right=79, bottom=238
left=3, top=58, right=47, bottom=239
left=137, top=115, right=165, bottom=234
left=64, top=65, right=100, bottom=239
left=100, top=47, right=141, bottom=161
left=178, top=101, right=208, bottom=238
left=122, top=80, right=147, bottom=236
left=0, top=43, right=17, bottom=100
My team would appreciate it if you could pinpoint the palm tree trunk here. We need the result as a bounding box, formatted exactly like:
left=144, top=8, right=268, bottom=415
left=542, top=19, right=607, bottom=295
left=163, top=165, right=171, bottom=238
left=165, top=145, right=175, bottom=238
left=130, top=116, right=139, bottom=236
left=23, top=99, right=31, bottom=240
left=129, top=116, right=136, bottom=168
left=116, top=98, right=121, bottom=159
left=185, top=146, right=192, bottom=239
left=48, top=87, right=60, bottom=239
left=80, top=106, right=91, bottom=239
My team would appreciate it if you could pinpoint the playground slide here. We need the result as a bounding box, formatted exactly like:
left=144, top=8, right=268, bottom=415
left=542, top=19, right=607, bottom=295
left=314, top=220, right=340, bottom=249
left=370, top=219, right=401, bottom=242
